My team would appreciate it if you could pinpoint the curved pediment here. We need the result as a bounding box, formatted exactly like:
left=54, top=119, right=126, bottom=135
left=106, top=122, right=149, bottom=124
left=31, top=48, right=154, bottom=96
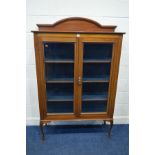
left=37, top=17, right=117, bottom=32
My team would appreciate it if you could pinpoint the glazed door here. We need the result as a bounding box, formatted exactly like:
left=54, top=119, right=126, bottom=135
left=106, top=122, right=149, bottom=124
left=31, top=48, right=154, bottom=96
left=78, top=35, right=119, bottom=116
left=37, top=34, right=121, bottom=119
left=38, top=35, right=79, bottom=117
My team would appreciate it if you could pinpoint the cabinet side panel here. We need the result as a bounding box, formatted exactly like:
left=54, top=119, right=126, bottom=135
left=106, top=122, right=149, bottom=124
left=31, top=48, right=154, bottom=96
left=107, top=35, right=123, bottom=118
left=34, top=33, right=46, bottom=120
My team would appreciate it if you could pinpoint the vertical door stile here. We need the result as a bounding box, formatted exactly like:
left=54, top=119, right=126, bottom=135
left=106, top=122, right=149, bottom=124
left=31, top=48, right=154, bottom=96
left=74, top=36, right=79, bottom=117
left=78, top=36, right=84, bottom=116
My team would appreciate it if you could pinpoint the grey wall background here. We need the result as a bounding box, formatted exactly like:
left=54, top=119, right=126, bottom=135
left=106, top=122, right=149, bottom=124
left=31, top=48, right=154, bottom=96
left=26, top=0, right=129, bottom=125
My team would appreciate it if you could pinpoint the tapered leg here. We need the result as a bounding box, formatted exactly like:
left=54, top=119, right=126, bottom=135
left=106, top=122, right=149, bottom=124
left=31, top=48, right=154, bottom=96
left=108, top=120, right=113, bottom=138
left=40, top=121, right=45, bottom=140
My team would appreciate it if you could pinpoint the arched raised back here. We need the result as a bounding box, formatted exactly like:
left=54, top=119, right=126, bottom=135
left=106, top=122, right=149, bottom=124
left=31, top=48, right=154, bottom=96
left=37, top=17, right=117, bottom=32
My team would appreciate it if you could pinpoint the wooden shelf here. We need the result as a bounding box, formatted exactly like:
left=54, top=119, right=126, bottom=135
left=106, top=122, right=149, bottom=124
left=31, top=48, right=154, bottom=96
left=45, top=59, right=74, bottom=63
left=82, top=94, right=108, bottom=101
left=46, top=78, right=74, bottom=83
left=83, top=59, right=111, bottom=63
left=45, top=59, right=111, bottom=63
left=47, top=95, right=73, bottom=102
left=83, top=77, right=109, bottom=83
left=47, top=94, right=108, bottom=102
left=46, top=77, right=109, bottom=83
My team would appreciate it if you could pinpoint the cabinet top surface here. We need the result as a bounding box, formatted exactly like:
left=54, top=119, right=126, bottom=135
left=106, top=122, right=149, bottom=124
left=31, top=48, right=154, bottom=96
left=31, top=17, right=125, bottom=34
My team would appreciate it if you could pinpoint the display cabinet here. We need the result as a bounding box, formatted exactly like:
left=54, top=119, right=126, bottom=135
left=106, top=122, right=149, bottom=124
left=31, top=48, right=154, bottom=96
left=32, top=17, right=125, bottom=140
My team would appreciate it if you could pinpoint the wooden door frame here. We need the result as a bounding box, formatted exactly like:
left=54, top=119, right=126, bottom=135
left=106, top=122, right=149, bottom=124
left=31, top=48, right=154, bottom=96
left=34, top=33, right=79, bottom=121
left=78, top=34, right=123, bottom=119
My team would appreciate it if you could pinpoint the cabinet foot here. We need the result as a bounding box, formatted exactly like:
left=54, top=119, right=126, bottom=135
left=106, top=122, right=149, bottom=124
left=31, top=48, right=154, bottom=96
left=103, top=120, right=106, bottom=125
left=40, top=122, right=45, bottom=140
left=108, top=120, right=113, bottom=138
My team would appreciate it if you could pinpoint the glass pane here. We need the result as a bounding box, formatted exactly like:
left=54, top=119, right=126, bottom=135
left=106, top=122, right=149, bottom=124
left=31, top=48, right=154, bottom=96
left=47, top=101, right=73, bottom=113
left=82, top=101, right=107, bottom=112
left=45, top=63, right=74, bottom=81
left=46, top=83, right=73, bottom=100
left=82, top=83, right=108, bottom=113
left=43, top=42, right=74, bottom=113
left=84, top=43, right=112, bottom=61
left=82, top=43, right=113, bottom=113
left=44, top=42, right=74, bottom=60
left=82, top=83, right=109, bottom=100
left=83, top=63, right=111, bottom=80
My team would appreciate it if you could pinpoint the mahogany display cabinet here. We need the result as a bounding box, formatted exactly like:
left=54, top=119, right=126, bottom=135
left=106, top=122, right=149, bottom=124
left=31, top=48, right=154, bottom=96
left=32, top=17, right=125, bottom=140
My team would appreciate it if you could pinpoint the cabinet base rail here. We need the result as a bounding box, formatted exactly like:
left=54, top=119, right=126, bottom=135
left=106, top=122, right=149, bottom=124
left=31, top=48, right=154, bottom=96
left=39, top=120, right=113, bottom=140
